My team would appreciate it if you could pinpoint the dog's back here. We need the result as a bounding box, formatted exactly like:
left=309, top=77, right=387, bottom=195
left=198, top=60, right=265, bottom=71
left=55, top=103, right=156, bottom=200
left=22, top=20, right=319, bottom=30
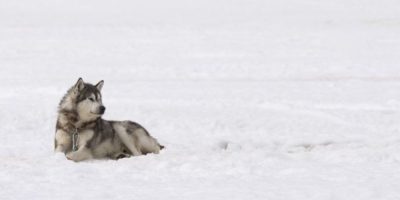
left=89, top=119, right=163, bottom=159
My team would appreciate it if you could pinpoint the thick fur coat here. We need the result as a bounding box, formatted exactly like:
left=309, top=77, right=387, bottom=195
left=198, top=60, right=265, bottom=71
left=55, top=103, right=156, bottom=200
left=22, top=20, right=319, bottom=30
left=54, top=78, right=163, bottom=161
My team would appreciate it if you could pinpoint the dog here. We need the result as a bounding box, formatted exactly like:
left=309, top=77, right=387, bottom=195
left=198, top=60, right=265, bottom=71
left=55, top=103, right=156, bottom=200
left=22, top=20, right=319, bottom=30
left=54, top=78, right=164, bottom=161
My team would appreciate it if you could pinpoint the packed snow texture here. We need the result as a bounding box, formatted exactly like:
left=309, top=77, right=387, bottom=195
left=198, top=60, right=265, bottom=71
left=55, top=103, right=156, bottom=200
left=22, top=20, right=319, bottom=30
left=1, top=0, right=400, bottom=199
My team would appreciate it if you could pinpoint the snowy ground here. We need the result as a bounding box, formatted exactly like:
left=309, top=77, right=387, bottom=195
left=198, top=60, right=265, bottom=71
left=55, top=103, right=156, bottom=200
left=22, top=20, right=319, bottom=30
left=1, top=0, right=400, bottom=199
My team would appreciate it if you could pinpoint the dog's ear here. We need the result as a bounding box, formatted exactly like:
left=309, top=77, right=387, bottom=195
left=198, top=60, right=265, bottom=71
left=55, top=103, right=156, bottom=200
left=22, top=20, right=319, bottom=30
left=74, top=77, right=85, bottom=92
left=95, top=80, right=104, bottom=91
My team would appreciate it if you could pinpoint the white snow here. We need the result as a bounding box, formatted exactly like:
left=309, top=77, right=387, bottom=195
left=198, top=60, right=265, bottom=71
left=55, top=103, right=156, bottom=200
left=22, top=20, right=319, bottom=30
left=1, top=0, right=400, bottom=199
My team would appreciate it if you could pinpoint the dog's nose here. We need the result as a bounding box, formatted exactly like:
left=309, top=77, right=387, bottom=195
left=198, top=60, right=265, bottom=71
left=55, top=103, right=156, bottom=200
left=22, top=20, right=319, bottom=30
left=99, top=106, right=106, bottom=114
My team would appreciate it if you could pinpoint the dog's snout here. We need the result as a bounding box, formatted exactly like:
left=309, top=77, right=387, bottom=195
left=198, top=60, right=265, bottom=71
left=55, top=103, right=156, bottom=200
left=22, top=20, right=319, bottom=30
left=99, top=106, right=106, bottom=114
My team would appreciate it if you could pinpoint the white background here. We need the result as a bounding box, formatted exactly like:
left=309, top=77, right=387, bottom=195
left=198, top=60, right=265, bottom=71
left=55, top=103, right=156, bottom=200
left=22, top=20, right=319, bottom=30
left=0, top=0, right=400, bottom=199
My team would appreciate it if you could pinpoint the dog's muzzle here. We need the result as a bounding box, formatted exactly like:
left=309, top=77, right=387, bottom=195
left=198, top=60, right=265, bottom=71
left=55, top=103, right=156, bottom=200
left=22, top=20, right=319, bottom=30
left=99, top=106, right=106, bottom=114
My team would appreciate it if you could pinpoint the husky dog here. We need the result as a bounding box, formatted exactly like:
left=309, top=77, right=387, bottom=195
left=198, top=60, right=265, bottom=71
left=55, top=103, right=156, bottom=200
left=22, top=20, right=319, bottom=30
left=54, top=78, right=164, bottom=162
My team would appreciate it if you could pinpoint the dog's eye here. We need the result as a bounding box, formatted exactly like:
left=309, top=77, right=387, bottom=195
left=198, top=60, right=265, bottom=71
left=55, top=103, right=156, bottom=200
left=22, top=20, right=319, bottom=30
left=88, top=97, right=95, bottom=102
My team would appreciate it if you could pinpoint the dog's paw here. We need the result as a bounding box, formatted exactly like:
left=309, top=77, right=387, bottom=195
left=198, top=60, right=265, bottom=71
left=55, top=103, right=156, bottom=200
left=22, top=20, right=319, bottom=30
left=66, top=152, right=79, bottom=162
left=66, top=150, right=92, bottom=162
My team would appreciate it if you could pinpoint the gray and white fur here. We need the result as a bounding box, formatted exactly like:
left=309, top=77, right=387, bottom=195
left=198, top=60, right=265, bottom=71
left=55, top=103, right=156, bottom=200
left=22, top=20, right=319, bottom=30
left=54, top=78, right=164, bottom=162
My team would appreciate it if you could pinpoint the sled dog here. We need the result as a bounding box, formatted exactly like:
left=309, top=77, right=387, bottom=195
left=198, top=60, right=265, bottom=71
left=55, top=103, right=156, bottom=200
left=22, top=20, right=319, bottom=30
left=54, top=78, right=163, bottom=161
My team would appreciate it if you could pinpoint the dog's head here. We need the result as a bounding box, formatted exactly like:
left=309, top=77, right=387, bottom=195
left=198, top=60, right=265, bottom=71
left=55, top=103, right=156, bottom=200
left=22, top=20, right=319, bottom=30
left=71, top=78, right=106, bottom=121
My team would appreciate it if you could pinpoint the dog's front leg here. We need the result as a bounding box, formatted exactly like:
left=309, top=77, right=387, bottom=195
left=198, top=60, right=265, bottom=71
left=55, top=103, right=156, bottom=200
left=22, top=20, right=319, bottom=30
left=54, top=129, right=72, bottom=153
left=66, top=130, right=95, bottom=162
left=66, top=147, right=93, bottom=162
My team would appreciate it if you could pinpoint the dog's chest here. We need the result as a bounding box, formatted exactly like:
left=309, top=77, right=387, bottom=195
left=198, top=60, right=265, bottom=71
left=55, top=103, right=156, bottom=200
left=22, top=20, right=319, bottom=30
left=77, top=129, right=94, bottom=147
